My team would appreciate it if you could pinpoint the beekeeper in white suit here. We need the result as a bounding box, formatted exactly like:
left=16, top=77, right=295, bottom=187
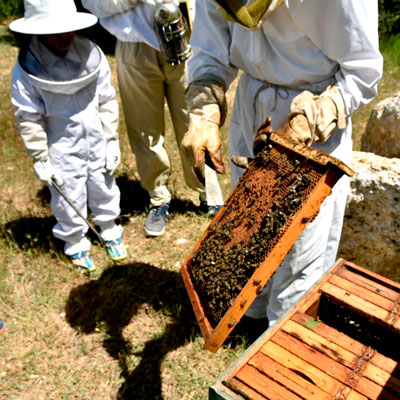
left=81, top=0, right=217, bottom=238
left=181, top=0, right=383, bottom=329
left=10, top=0, right=128, bottom=272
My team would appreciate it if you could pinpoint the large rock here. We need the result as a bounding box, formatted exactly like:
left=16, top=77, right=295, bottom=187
left=361, top=92, right=400, bottom=158
left=337, top=151, right=400, bottom=282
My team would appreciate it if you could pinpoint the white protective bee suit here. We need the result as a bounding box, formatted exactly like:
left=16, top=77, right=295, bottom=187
left=187, top=0, right=383, bottom=325
left=81, top=0, right=206, bottom=207
left=11, top=35, right=123, bottom=256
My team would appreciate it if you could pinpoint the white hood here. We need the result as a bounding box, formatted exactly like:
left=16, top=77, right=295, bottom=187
left=17, top=35, right=101, bottom=95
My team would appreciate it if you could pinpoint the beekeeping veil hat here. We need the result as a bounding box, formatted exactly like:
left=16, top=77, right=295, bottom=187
left=215, top=0, right=284, bottom=29
left=9, top=0, right=98, bottom=35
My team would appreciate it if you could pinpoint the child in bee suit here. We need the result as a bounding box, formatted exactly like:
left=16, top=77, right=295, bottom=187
left=10, top=0, right=128, bottom=272
left=181, top=0, right=383, bottom=331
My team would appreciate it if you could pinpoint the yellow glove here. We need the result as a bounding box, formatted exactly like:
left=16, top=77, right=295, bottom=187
left=181, top=80, right=226, bottom=183
left=287, top=85, right=347, bottom=145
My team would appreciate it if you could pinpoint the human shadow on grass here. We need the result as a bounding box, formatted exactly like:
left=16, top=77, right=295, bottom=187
left=65, top=263, right=200, bottom=400
left=1, top=185, right=122, bottom=254
left=116, top=174, right=149, bottom=218
left=1, top=214, right=65, bottom=254
left=116, top=174, right=200, bottom=218
left=1, top=174, right=200, bottom=255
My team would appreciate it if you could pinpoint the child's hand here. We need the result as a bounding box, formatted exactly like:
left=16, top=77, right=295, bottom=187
left=105, top=139, right=121, bottom=175
left=33, top=159, right=64, bottom=187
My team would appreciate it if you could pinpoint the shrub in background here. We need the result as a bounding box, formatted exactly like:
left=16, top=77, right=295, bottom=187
left=0, top=0, right=399, bottom=56
left=0, top=0, right=23, bottom=21
left=1, top=0, right=399, bottom=37
left=379, top=0, right=400, bottom=38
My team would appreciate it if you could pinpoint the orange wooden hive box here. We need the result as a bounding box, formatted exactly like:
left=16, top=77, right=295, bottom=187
left=209, top=259, right=400, bottom=400
left=180, top=132, right=354, bottom=352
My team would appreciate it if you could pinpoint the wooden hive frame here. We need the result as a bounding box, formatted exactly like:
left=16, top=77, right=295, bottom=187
left=209, top=259, right=400, bottom=400
left=180, top=132, right=354, bottom=352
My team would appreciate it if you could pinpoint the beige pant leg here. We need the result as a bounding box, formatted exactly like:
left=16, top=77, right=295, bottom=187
left=116, top=40, right=204, bottom=206
left=116, top=40, right=171, bottom=206
left=163, top=58, right=205, bottom=197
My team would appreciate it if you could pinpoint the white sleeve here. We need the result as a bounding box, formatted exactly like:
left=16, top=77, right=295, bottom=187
left=99, top=99, right=119, bottom=142
left=16, top=119, right=49, bottom=161
left=11, top=65, right=48, bottom=161
left=291, top=0, right=383, bottom=115
left=82, top=0, right=140, bottom=17
left=96, top=50, right=119, bottom=141
left=187, top=0, right=238, bottom=89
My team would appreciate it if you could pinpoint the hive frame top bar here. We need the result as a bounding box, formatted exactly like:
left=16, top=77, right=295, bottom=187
left=269, top=132, right=354, bottom=177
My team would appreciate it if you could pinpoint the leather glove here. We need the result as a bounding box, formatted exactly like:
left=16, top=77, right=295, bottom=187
left=253, top=116, right=273, bottom=156
left=181, top=104, right=225, bottom=183
left=33, top=159, right=64, bottom=187
left=105, top=139, right=121, bottom=175
left=287, top=85, right=347, bottom=146
left=181, top=79, right=227, bottom=183
left=231, top=117, right=273, bottom=169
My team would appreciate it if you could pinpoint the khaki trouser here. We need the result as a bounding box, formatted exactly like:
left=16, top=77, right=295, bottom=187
left=115, top=40, right=205, bottom=206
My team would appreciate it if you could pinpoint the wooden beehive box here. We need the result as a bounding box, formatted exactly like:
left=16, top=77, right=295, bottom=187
left=180, top=132, right=354, bottom=352
left=209, top=259, right=400, bottom=400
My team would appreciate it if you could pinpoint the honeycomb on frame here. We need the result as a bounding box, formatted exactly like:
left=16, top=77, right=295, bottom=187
left=181, top=132, right=354, bottom=352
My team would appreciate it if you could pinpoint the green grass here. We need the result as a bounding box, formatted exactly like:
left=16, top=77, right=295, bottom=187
left=0, top=25, right=399, bottom=400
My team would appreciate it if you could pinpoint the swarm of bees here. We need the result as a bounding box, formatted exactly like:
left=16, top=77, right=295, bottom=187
left=188, top=143, right=325, bottom=327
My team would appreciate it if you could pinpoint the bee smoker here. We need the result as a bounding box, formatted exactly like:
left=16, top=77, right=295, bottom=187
left=153, top=0, right=191, bottom=65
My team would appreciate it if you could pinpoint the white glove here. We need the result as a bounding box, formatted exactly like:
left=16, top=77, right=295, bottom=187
left=105, top=139, right=121, bottom=175
left=33, top=159, right=64, bottom=187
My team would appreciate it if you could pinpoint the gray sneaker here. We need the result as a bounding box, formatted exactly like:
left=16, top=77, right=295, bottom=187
left=144, top=203, right=170, bottom=236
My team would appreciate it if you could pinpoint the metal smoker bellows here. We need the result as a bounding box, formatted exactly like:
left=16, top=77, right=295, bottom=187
left=180, top=132, right=354, bottom=352
left=153, top=0, right=191, bottom=65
